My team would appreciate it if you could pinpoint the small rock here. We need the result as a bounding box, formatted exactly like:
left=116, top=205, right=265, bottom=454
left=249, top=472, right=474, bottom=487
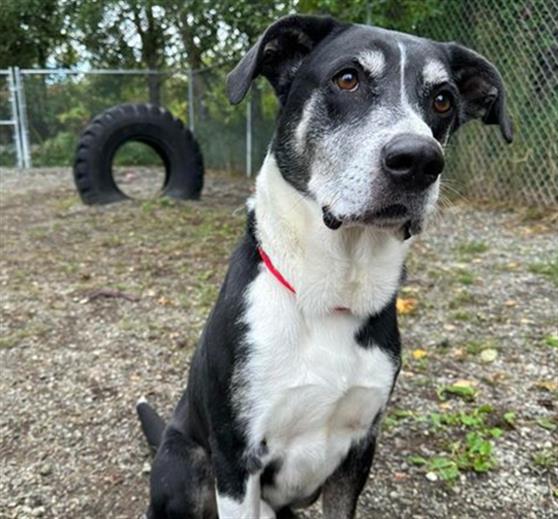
left=426, top=471, right=438, bottom=482
left=39, top=464, right=52, bottom=476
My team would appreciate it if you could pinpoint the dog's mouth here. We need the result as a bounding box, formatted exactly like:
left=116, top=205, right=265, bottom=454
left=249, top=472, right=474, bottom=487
left=322, top=204, right=421, bottom=240
left=368, top=203, right=408, bottom=221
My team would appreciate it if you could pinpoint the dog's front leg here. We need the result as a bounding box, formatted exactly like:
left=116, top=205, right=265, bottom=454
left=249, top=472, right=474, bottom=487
left=321, top=435, right=377, bottom=519
left=214, top=456, right=275, bottom=519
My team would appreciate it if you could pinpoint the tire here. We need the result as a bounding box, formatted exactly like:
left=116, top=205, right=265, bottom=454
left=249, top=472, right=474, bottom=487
left=73, top=103, right=204, bottom=204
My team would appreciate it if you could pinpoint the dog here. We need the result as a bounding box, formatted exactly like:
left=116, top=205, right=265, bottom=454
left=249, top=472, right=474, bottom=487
left=137, top=14, right=512, bottom=519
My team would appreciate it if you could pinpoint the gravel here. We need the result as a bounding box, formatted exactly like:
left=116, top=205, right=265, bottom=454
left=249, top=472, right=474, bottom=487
left=1, top=167, right=556, bottom=518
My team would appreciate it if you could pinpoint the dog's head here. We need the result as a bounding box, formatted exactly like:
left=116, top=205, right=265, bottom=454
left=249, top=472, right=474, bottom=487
left=227, top=15, right=512, bottom=235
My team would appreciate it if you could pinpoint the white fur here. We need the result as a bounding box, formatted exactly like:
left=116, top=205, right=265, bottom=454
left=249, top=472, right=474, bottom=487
left=358, top=49, right=386, bottom=77
left=256, top=156, right=408, bottom=317
left=217, top=477, right=276, bottom=519
left=307, top=109, right=434, bottom=219
left=295, top=94, right=319, bottom=154
left=422, top=60, right=450, bottom=86
left=233, top=157, right=401, bottom=512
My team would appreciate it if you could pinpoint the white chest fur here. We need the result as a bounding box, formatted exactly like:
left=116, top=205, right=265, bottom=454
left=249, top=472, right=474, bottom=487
left=235, top=154, right=405, bottom=509
left=237, top=270, right=397, bottom=508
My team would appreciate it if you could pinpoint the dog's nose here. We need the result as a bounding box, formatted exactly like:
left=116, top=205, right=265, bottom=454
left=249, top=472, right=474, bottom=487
left=382, top=134, right=444, bottom=190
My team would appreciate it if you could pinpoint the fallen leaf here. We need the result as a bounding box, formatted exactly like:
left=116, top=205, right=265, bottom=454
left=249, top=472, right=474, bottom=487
left=397, top=297, right=417, bottom=315
left=534, top=380, right=558, bottom=392
left=412, top=348, right=428, bottom=360
left=454, top=379, right=476, bottom=388
left=480, top=348, right=498, bottom=363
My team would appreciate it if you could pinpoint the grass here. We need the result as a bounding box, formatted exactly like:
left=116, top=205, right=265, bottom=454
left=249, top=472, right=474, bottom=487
left=0, top=323, right=49, bottom=349
left=454, top=268, right=476, bottom=285
left=531, top=448, right=558, bottom=471
left=448, top=289, right=475, bottom=309
left=543, top=335, right=558, bottom=349
left=456, top=241, right=489, bottom=256
left=528, top=256, right=558, bottom=286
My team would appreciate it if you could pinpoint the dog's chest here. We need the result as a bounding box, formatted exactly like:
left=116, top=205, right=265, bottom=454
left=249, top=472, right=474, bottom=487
left=238, top=272, right=396, bottom=507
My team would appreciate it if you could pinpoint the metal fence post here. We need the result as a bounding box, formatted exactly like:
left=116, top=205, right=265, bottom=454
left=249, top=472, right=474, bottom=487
left=246, top=88, right=252, bottom=178
left=7, top=68, right=24, bottom=169
left=188, top=68, right=195, bottom=133
left=13, top=67, right=31, bottom=168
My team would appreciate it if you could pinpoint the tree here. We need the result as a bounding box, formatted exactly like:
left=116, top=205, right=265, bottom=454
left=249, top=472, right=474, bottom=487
left=69, top=0, right=169, bottom=104
left=0, top=0, right=72, bottom=68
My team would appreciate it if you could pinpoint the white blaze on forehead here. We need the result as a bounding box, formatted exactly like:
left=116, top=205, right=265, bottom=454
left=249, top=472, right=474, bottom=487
left=358, top=49, right=386, bottom=77
left=398, top=42, right=408, bottom=107
left=396, top=41, right=432, bottom=137
left=422, top=60, right=450, bottom=85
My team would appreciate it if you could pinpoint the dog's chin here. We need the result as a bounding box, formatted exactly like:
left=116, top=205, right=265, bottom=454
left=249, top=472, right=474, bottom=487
left=321, top=204, right=426, bottom=240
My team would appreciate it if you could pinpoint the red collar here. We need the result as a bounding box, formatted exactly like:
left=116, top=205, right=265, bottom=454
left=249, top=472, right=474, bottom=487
left=257, top=247, right=349, bottom=313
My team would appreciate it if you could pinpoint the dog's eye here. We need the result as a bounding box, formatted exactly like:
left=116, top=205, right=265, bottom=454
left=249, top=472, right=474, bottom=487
left=433, top=92, right=453, bottom=114
left=334, top=69, right=359, bottom=91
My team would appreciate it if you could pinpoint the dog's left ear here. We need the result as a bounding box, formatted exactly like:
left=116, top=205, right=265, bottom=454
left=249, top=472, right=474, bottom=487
left=444, top=43, right=513, bottom=143
left=227, top=15, right=342, bottom=105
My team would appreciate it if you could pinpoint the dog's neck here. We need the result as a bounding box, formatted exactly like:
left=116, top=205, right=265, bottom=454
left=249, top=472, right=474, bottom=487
left=252, top=154, right=410, bottom=317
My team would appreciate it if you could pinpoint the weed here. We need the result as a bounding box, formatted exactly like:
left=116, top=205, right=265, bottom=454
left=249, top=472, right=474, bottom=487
left=451, top=310, right=474, bottom=322
left=408, top=404, right=505, bottom=481
left=543, top=335, right=558, bottom=349
left=449, top=289, right=475, bottom=309
left=455, top=269, right=475, bottom=285
left=536, top=417, right=557, bottom=431
left=531, top=448, right=558, bottom=470
left=437, top=383, right=477, bottom=402
left=456, top=241, right=489, bottom=256
left=528, top=256, right=558, bottom=286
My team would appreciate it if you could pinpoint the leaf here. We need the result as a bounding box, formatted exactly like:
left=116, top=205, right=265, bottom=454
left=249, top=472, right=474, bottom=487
left=536, top=417, right=557, bottom=431
left=412, top=348, right=428, bottom=360
left=480, top=348, right=498, bottom=363
left=503, top=411, right=517, bottom=426
left=489, top=427, right=503, bottom=438
left=408, top=455, right=428, bottom=465
left=534, top=380, right=558, bottom=392
left=438, top=381, right=477, bottom=402
left=397, top=297, right=418, bottom=315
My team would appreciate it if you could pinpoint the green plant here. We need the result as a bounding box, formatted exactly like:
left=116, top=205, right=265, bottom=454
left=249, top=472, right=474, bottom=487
left=456, top=241, right=489, bottom=256
left=529, top=257, right=558, bottom=287
left=437, top=383, right=477, bottom=402
left=409, top=404, right=505, bottom=482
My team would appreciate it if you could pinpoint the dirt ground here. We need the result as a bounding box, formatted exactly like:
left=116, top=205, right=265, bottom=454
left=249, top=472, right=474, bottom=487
left=1, top=167, right=557, bottom=519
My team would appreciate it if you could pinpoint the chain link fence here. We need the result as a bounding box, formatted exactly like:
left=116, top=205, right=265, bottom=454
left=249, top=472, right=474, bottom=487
left=420, top=0, right=558, bottom=206
left=0, top=0, right=556, bottom=206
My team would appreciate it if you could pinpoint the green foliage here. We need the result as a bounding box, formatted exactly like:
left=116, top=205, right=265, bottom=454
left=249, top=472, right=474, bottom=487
left=456, top=241, right=489, bottom=256
left=437, top=383, right=477, bottom=402
left=298, top=0, right=446, bottom=31
left=0, top=0, right=72, bottom=68
left=113, top=141, right=164, bottom=167
left=408, top=404, right=505, bottom=481
left=32, top=131, right=77, bottom=167
left=528, top=257, right=558, bottom=287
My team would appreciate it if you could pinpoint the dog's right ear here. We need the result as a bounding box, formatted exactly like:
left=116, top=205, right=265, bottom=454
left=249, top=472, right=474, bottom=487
left=226, top=15, right=341, bottom=105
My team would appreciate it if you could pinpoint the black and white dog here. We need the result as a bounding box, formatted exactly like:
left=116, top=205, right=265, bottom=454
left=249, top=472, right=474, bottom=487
left=137, top=14, right=512, bottom=519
